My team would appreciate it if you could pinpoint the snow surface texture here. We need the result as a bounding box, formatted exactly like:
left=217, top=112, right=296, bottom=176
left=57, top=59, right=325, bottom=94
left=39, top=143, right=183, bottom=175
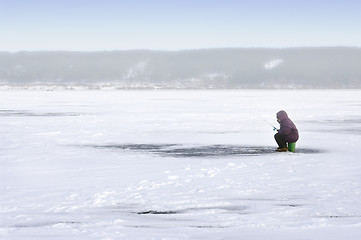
left=1, top=90, right=361, bottom=240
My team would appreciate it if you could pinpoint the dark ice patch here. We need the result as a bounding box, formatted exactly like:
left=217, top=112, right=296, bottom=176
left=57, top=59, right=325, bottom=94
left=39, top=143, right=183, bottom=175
left=137, top=205, right=248, bottom=215
left=137, top=210, right=179, bottom=215
left=293, top=148, right=323, bottom=154
left=189, top=225, right=228, bottom=229
left=159, top=145, right=275, bottom=158
left=90, top=144, right=323, bottom=158
left=0, top=109, right=81, bottom=117
left=93, top=144, right=178, bottom=151
left=12, top=221, right=82, bottom=228
left=276, top=204, right=304, bottom=208
left=314, top=215, right=361, bottom=219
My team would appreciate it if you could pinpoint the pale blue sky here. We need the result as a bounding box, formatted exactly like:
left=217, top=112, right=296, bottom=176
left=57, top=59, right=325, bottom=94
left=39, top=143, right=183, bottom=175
left=1, top=0, right=360, bottom=51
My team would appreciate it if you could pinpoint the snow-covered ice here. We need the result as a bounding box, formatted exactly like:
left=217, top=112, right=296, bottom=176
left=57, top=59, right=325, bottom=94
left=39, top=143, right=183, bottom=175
left=1, top=90, right=361, bottom=239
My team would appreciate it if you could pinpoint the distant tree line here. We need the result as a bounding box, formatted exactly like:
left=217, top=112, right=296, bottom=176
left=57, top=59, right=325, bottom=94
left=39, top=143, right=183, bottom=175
left=0, top=47, right=360, bottom=89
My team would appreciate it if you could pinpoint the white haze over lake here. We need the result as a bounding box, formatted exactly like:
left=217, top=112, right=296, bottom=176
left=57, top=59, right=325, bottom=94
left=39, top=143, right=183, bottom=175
left=1, top=48, right=361, bottom=88
left=1, top=90, right=361, bottom=239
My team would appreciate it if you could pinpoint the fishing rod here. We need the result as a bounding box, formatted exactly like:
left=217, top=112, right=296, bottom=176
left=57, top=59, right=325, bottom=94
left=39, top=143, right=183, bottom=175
left=263, top=120, right=278, bottom=131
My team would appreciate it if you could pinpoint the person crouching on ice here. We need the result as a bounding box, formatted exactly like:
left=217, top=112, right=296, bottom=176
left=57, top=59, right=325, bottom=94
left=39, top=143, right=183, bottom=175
left=274, top=110, right=299, bottom=152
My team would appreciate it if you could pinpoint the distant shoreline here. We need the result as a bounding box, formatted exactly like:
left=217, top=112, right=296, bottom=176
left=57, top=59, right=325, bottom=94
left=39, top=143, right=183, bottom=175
left=1, top=84, right=361, bottom=91
left=1, top=47, right=361, bottom=88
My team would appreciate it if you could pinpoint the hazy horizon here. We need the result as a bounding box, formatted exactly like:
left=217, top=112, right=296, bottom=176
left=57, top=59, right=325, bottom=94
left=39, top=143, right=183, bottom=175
left=1, top=47, right=360, bottom=89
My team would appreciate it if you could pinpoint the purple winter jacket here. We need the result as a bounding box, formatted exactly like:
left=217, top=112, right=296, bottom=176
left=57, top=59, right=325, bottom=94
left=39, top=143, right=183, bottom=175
left=277, top=110, right=299, bottom=143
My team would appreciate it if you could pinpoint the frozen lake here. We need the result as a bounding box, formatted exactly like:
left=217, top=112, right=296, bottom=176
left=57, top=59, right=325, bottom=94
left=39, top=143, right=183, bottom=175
left=1, top=90, right=361, bottom=239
